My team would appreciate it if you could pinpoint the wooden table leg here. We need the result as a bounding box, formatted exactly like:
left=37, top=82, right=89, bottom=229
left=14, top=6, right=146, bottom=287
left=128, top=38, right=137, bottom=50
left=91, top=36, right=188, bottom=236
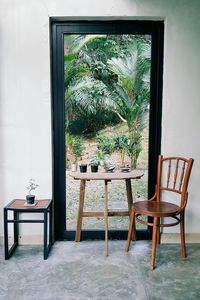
left=75, top=179, right=86, bottom=242
left=104, top=180, right=109, bottom=256
left=125, top=179, right=136, bottom=240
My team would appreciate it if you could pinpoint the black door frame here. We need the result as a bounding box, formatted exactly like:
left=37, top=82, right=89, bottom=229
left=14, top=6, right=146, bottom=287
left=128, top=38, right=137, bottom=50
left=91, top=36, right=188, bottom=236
left=50, top=19, right=164, bottom=241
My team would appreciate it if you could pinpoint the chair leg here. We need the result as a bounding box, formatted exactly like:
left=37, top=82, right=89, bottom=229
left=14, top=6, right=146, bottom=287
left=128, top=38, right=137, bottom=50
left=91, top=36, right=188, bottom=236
left=150, top=217, right=158, bottom=271
left=157, top=217, right=161, bottom=244
left=180, top=210, right=186, bottom=257
left=132, top=216, right=137, bottom=241
left=125, top=210, right=135, bottom=252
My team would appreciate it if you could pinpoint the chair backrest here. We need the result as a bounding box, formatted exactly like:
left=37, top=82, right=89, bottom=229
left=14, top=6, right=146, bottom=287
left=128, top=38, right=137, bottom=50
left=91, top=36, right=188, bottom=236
left=156, top=155, right=194, bottom=209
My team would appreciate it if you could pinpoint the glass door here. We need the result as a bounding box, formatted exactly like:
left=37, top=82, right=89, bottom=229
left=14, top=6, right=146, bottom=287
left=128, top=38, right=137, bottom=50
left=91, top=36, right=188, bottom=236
left=51, top=20, right=164, bottom=240
left=65, top=34, right=150, bottom=232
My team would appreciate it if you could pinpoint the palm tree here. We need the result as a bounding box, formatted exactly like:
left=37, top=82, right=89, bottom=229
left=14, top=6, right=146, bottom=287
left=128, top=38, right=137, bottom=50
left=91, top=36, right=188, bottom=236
left=107, top=38, right=151, bottom=168
left=64, top=35, right=151, bottom=168
left=64, top=35, right=114, bottom=128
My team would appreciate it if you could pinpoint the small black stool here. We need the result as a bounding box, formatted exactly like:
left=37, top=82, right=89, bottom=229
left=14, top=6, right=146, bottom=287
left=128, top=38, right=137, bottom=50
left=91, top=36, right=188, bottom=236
left=4, top=199, right=53, bottom=260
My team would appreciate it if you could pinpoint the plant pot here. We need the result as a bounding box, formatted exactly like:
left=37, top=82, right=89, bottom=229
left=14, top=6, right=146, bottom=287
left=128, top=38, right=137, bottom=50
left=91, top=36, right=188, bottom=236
left=71, top=163, right=77, bottom=172
left=79, top=164, right=87, bottom=173
left=26, top=195, right=35, bottom=205
left=91, top=165, right=98, bottom=172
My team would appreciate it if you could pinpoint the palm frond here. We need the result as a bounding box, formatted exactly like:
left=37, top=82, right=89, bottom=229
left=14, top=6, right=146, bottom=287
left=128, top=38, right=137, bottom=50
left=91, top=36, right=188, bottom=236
left=65, top=77, right=115, bottom=114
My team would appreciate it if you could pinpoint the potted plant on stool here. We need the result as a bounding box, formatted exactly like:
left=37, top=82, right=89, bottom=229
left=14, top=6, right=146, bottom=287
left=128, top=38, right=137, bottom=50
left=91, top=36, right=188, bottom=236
left=26, top=179, right=39, bottom=204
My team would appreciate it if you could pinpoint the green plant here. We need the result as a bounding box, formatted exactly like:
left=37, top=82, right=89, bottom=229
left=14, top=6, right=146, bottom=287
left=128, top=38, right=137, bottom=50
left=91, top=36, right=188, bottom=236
left=66, top=133, right=74, bottom=161
left=89, top=155, right=99, bottom=166
left=123, top=133, right=142, bottom=168
left=113, top=134, right=128, bottom=166
left=90, top=150, right=109, bottom=167
left=64, top=35, right=150, bottom=168
left=107, top=38, right=150, bottom=168
left=66, top=133, right=74, bottom=147
left=96, top=135, right=115, bottom=155
left=72, top=137, right=84, bottom=163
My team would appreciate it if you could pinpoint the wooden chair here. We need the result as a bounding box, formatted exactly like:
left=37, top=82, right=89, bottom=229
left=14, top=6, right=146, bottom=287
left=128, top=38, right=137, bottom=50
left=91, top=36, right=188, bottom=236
left=125, top=155, right=194, bottom=270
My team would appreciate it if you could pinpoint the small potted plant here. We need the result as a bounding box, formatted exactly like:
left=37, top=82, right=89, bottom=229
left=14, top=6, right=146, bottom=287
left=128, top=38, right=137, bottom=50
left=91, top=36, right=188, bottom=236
left=26, top=179, right=39, bottom=204
left=89, top=155, right=99, bottom=172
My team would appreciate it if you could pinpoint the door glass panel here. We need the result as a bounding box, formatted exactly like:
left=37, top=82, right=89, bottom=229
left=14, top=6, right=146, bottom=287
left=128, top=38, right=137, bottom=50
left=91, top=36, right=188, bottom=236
left=65, top=34, right=151, bottom=231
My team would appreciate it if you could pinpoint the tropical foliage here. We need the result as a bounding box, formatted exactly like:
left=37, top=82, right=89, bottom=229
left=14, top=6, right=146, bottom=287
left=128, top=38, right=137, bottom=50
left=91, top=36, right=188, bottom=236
left=64, top=34, right=151, bottom=168
left=96, top=134, right=115, bottom=155
left=107, top=38, right=151, bottom=168
left=66, top=133, right=84, bottom=164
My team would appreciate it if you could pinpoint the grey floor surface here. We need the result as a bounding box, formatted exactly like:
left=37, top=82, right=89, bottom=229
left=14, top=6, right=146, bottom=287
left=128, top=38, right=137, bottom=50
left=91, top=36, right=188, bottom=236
left=0, top=241, right=200, bottom=300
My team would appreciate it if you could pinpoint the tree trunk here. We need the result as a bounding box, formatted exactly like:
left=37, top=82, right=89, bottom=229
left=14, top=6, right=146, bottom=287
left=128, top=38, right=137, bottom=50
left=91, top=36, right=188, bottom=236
left=121, top=150, right=125, bottom=166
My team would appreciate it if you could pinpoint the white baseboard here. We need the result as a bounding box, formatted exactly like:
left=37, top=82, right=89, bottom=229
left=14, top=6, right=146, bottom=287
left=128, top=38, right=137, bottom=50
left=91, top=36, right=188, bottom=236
left=161, top=233, right=200, bottom=243
left=0, top=235, right=43, bottom=245
left=1, top=233, right=200, bottom=245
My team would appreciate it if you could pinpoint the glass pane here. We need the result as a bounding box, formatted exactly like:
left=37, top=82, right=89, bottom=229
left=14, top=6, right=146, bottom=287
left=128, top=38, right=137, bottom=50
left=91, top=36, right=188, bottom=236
left=65, top=34, right=151, bottom=231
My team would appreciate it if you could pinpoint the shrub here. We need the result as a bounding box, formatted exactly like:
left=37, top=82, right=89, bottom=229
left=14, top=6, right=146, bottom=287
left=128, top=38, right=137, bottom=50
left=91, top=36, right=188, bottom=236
left=113, top=134, right=128, bottom=151
left=113, top=134, right=128, bottom=166
left=89, top=150, right=109, bottom=166
left=72, top=136, right=85, bottom=163
left=96, top=135, right=115, bottom=155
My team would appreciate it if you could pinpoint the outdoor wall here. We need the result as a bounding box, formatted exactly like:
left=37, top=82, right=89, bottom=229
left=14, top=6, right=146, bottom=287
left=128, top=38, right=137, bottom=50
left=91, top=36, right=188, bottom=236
left=0, top=0, right=200, bottom=244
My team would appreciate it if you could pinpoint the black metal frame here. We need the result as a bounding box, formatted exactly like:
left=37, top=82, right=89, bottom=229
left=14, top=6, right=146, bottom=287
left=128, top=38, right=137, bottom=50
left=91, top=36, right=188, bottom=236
left=50, top=20, right=164, bottom=241
left=4, top=199, right=53, bottom=260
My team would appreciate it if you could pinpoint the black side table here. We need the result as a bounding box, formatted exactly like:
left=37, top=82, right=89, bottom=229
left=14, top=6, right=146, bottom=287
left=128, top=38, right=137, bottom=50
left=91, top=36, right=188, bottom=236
left=4, top=199, right=53, bottom=260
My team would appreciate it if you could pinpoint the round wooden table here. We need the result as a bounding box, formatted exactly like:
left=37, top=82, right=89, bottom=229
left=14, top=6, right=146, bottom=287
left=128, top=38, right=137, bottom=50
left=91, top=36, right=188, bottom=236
left=69, top=170, right=144, bottom=256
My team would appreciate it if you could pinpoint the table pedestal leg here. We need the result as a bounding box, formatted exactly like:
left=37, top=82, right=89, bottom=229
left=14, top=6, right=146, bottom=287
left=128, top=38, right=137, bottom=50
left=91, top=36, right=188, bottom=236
left=75, top=179, right=86, bottom=242
left=126, top=179, right=136, bottom=240
left=104, top=180, right=109, bottom=256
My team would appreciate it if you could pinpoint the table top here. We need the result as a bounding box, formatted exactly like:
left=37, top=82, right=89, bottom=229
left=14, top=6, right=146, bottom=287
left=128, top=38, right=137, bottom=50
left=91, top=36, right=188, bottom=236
left=69, top=170, right=144, bottom=181
left=4, top=199, right=52, bottom=210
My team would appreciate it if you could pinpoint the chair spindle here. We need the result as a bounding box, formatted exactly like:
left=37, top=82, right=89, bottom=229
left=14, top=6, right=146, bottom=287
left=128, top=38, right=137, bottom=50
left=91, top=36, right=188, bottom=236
left=166, top=159, right=171, bottom=188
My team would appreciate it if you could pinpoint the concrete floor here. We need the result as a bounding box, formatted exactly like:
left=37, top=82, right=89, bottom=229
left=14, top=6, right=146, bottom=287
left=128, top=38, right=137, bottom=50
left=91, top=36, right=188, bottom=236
left=0, top=241, right=200, bottom=300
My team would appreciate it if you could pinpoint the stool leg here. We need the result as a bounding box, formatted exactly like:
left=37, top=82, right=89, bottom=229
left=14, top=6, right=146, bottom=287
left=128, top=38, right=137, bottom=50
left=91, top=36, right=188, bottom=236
left=14, top=211, right=19, bottom=246
left=104, top=180, right=109, bottom=256
left=75, top=180, right=86, bottom=242
left=44, top=210, right=48, bottom=260
left=4, top=208, right=9, bottom=260
left=49, top=202, right=53, bottom=246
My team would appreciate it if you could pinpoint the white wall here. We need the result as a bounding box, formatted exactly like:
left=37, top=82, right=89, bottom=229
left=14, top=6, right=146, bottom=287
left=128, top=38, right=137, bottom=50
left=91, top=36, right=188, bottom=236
left=0, top=0, right=200, bottom=243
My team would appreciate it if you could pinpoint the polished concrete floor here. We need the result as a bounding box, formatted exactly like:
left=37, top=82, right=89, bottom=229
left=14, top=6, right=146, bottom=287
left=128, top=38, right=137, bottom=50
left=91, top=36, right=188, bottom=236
left=0, top=241, right=200, bottom=300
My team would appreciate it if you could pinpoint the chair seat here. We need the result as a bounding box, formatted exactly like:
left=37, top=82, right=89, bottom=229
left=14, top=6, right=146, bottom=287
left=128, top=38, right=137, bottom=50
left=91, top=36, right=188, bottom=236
left=133, top=200, right=180, bottom=217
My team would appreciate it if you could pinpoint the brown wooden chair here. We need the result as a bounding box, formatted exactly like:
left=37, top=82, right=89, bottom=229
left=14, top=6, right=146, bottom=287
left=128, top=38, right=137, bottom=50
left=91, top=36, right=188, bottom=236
left=125, top=155, right=194, bottom=270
